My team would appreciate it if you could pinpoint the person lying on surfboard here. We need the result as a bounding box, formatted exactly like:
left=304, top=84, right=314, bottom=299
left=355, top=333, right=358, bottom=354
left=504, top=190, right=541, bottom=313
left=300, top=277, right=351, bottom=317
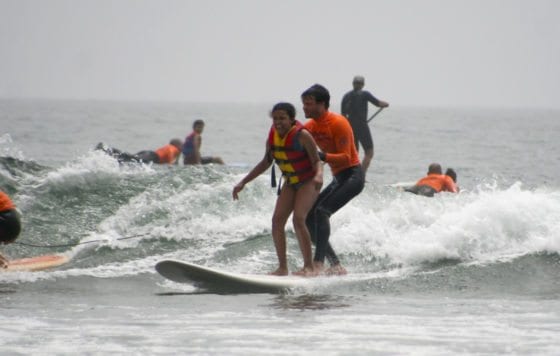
left=0, top=190, right=22, bottom=268
left=404, top=163, right=458, bottom=197
left=95, top=139, right=182, bottom=165
left=301, top=84, right=365, bottom=276
left=232, top=102, right=323, bottom=277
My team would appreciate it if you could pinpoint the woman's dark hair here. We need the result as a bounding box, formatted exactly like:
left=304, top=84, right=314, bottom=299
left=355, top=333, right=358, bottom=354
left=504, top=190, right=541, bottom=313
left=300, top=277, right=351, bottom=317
left=271, top=102, right=296, bottom=119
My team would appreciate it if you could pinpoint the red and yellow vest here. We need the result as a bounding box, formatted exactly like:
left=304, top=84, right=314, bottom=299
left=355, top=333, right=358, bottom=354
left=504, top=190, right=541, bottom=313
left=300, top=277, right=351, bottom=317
left=267, top=121, right=315, bottom=186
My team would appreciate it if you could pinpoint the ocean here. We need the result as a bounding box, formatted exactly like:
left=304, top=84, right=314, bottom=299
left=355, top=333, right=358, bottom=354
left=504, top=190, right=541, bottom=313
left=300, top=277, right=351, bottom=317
left=1, top=98, right=559, bottom=355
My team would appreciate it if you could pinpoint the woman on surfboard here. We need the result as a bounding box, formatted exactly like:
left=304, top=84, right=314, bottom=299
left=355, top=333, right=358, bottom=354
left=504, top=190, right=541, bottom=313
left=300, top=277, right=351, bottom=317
left=232, top=102, right=323, bottom=276
left=0, top=190, right=22, bottom=268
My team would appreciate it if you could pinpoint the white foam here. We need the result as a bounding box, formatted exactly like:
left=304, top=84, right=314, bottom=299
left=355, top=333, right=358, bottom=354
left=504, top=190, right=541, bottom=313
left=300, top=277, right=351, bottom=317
left=329, top=182, right=560, bottom=268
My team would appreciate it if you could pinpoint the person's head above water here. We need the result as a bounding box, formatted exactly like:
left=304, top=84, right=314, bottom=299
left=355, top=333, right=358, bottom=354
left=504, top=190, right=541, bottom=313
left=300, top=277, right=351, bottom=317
left=445, top=168, right=457, bottom=182
left=427, top=163, right=443, bottom=175
left=169, top=138, right=182, bottom=150
left=352, top=75, right=365, bottom=90
left=301, top=84, right=330, bottom=109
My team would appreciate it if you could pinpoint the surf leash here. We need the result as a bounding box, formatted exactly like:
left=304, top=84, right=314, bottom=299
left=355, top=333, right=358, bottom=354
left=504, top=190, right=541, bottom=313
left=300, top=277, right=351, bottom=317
left=366, top=107, right=385, bottom=123
left=13, top=232, right=151, bottom=248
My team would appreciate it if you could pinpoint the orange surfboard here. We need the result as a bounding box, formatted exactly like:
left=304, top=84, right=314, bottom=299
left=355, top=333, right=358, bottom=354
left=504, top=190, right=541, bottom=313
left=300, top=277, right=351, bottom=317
left=4, top=254, right=69, bottom=272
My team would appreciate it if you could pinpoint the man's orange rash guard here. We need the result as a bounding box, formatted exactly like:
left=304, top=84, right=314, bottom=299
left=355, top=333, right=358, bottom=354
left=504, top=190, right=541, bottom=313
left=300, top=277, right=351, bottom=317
left=304, top=111, right=360, bottom=176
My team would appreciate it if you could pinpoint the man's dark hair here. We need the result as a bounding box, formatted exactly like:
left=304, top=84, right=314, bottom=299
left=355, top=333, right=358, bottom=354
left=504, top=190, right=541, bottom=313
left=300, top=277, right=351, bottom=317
left=427, top=163, right=442, bottom=174
left=301, top=84, right=330, bottom=109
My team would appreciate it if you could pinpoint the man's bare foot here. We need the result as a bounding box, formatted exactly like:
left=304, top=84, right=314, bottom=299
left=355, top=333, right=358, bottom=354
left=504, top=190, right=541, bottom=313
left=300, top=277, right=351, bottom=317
left=325, top=264, right=347, bottom=276
left=268, top=267, right=289, bottom=276
left=313, top=261, right=326, bottom=275
left=292, top=266, right=318, bottom=277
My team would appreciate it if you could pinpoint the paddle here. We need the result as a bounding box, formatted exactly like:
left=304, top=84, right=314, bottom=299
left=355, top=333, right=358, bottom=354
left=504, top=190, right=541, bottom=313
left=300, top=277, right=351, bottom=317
left=366, top=107, right=385, bottom=123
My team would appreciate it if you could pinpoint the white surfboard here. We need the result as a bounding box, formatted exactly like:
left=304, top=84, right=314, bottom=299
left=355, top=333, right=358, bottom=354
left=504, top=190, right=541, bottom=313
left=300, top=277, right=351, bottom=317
left=388, top=181, right=415, bottom=190
left=155, top=259, right=311, bottom=293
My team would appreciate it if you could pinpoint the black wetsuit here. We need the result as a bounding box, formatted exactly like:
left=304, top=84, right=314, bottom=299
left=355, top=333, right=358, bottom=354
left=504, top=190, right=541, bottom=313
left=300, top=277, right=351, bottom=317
left=404, top=185, right=438, bottom=197
left=0, top=209, right=21, bottom=242
left=96, top=143, right=159, bottom=164
left=306, top=165, right=365, bottom=265
left=341, top=89, right=381, bottom=152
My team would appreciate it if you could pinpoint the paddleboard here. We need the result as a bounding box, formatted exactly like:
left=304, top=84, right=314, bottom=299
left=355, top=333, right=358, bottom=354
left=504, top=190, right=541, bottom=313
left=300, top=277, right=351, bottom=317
left=155, top=259, right=310, bottom=293
left=4, top=254, right=69, bottom=272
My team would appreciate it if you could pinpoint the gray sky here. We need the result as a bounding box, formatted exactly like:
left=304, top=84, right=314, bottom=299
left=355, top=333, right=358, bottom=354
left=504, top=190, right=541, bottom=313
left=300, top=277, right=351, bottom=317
left=1, top=0, right=559, bottom=108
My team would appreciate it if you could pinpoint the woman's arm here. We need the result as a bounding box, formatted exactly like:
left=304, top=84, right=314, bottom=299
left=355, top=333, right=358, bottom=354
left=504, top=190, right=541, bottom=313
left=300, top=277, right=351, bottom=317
left=232, top=142, right=273, bottom=200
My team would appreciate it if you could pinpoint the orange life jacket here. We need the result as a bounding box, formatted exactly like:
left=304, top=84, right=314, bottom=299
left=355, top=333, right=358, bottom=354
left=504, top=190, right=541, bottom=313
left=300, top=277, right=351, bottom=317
left=268, top=121, right=315, bottom=186
left=0, top=191, right=15, bottom=212
left=155, top=144, right=180, bottom=164
left=415, top=173, right=457, bottom=193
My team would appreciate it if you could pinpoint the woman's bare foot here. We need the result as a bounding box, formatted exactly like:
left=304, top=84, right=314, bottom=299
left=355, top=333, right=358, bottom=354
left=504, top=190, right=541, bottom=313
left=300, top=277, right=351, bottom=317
left=268, top=267, right=289, bottom=276
left=325, top=264, right=347, bottom=276
left=292, top=266, right=318, bottom=277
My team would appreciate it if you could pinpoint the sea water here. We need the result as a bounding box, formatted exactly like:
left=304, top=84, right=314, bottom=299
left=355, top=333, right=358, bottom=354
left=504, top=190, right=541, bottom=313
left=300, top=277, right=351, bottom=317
left=1, top=99, right=559, bottom=355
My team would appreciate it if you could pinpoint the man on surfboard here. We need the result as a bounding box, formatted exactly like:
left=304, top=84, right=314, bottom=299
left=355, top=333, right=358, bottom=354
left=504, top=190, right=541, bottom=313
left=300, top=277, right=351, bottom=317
left=0, top=190, right=21, bottom=268
left=95, top=139, right=183, bottom=165
left=404, top=163, right=458, bottom=197
left=301, top=84, right=365, bottom=275
left=233, top=102, right=323, bottom=276
left=341, top=75, right=389, bottom=175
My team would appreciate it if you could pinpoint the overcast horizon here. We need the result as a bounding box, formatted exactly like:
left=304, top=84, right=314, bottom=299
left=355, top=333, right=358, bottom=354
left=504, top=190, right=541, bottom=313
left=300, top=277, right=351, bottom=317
left=1, top=0, right=559, bottom=109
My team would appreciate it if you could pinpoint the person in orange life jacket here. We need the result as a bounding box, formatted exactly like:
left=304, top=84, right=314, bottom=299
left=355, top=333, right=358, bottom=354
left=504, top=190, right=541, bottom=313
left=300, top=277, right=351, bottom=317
left=301, top=84, right=365, bottom=276
left=95, top=139, right=182, bottom=164
left=341, top=75, right=389, bottom=174
left=182, top=120, right=224, bottom=165
left=405, top=163, right=458, bottom=197
left=0, top=191, right=22, bottom=268
left=232, top=102, right=323, bottom=276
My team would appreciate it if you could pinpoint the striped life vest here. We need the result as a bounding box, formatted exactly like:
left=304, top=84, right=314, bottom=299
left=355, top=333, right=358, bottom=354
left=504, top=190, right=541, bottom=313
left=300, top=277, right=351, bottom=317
left=267, top=121, right=315, bottom=186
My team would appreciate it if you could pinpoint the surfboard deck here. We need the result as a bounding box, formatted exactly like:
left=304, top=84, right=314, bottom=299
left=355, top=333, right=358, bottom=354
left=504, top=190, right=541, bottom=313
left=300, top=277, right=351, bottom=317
left=4, top=254, right=69, bottom=272
left=155, top=259, right=310, bottom=293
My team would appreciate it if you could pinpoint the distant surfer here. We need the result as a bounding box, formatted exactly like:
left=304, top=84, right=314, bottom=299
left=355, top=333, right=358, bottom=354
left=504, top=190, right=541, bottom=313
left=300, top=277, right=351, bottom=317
left=182, top=119, right=224, bottom=165
left=0, top=190, right=21, bottom=268
left=233, top=102, right=323, bottom=276
left=405, top=163, right=458, bottom=197
left=301, top=84, right=365, bottom=275
left=95, top=139, right=182, bottom=165
left=341, top=75, right=389, bottom=174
